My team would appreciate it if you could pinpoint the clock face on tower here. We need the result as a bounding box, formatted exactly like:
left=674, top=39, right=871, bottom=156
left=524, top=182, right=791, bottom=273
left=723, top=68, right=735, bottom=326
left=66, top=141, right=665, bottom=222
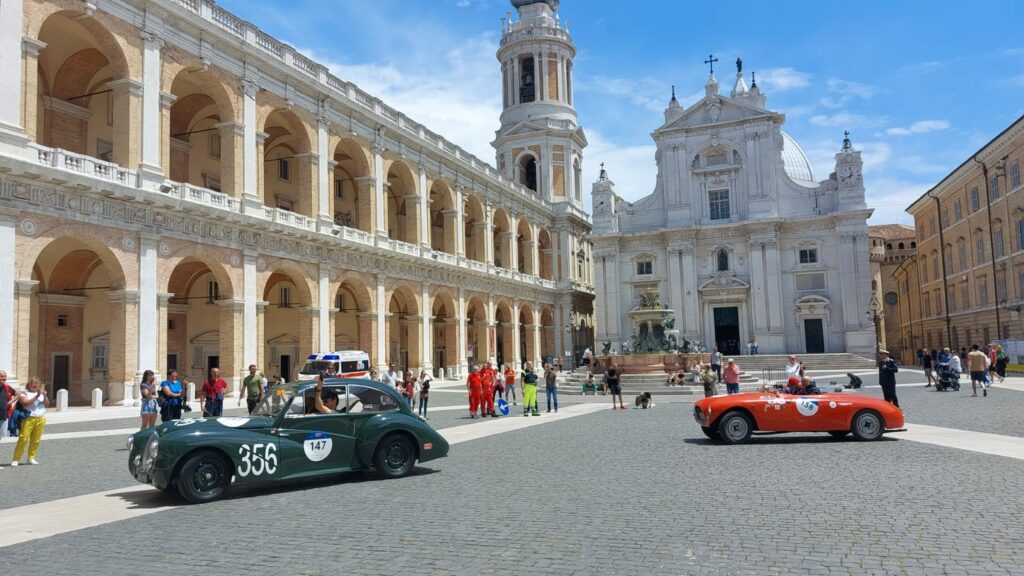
left=839, top=164, right=854, bottom=184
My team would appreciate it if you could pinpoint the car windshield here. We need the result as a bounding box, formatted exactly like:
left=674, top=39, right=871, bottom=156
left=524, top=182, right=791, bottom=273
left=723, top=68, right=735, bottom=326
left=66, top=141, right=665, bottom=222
left=251, top=385, right=299, bottom=417
left=299, top=360, right=333, bottom=375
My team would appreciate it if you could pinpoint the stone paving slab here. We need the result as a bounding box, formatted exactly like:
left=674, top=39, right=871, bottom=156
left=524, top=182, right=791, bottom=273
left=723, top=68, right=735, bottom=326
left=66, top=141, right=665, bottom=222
left=3, top=403, right=1023, bottom=575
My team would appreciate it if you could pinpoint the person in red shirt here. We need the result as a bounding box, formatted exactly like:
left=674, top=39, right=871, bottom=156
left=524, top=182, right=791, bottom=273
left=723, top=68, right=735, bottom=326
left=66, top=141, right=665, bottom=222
left=201, top=367, right=229, bottom=417
left=480, top=362, right=496, bottom=417
left=466, top=365, right=483, bottom=418
left=502, top=365, right=517, bottom=406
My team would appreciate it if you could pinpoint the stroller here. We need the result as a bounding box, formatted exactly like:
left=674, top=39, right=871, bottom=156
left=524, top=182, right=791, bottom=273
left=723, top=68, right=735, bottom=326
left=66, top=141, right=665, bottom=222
left=935, top=363, right=961, bottom=392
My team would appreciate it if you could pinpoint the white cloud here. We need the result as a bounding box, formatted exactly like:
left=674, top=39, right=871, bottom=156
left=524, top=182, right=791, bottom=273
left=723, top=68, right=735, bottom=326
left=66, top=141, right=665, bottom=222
left=820, top=78, right=879, bottom=108
left=299, top=33, right=503, bottom=163
left=865, top=177, right=931, bottom=225
left=756, top=68, right=812, bottom=92
left=575, top=75, right=669, bottom=113
left=809, top=112, right=881, bottom=128
left=1010, top=74, right=1024, bottom=87
left=885, top=120, right=950, bottom=136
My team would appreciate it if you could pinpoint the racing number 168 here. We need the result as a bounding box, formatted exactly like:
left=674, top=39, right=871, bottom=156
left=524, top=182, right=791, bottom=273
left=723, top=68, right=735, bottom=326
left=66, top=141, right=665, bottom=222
left=238, top=443, right=278, bottom=477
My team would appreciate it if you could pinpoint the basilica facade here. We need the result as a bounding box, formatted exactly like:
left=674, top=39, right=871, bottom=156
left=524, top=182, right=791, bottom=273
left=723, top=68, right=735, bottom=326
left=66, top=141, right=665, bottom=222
left=0, top=0, right=593, bottom=401
left=592, top=62, right=874, bottom=356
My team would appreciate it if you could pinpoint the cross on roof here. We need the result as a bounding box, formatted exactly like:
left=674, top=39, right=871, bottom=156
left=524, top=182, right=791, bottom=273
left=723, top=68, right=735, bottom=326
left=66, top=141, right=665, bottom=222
left=704, top=53, right=719, bottom=75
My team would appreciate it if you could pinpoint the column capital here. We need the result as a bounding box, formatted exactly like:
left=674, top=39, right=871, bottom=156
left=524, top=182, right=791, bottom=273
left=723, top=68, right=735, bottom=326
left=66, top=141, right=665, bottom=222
left=157, top=292, right=174, bottom=304
left=22, top=37, right=47, bottom=58
left=140, top=30, right=166, bottom=50
left=241, top=79, right=260, bottom=99
left=216, top=120, right=245, bottom=137
left=160, top=91, right=177, bottom=110
left=108, top=78, right=144, bottom=97
left=15, top=280, right=39, bottom=294
left=108, top=289, right=141, bottom=303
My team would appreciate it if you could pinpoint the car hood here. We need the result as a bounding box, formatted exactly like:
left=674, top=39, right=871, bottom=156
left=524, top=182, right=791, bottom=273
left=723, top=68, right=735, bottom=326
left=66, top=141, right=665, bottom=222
left=157, top=416, right=274, bottom=436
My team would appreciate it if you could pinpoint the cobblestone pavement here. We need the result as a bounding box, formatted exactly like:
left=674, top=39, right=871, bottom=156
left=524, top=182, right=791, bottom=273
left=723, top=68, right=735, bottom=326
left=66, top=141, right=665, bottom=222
left=3, top=380, right=1024, bottom=575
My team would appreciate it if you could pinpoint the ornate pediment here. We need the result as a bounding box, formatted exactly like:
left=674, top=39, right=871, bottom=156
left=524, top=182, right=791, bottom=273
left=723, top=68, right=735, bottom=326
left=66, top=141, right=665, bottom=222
left=658, top=96, right=779, bottom=133
left=698, top=273, right=750, bottom=292
left=794, top=295, right=831, bottom=315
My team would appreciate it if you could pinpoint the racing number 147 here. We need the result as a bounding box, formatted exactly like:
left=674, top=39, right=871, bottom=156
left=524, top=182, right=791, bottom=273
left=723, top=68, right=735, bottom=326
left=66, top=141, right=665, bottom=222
left=238, top=443, right=278, bottom=477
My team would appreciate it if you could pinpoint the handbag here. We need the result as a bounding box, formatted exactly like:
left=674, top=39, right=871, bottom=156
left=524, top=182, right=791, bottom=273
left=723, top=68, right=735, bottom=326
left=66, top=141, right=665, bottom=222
left=156, top=393, right=167, bottom=409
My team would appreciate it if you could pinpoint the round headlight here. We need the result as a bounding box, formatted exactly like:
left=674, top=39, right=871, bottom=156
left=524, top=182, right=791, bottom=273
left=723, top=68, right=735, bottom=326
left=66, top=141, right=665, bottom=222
left=143, top=435, right=160, bottom=471
left=126, top=435, right=134, bottom=452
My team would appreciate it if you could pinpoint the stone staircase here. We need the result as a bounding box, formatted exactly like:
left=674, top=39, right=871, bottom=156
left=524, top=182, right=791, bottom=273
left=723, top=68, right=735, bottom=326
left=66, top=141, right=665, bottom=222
left=558, top=353, right=876, bottom=396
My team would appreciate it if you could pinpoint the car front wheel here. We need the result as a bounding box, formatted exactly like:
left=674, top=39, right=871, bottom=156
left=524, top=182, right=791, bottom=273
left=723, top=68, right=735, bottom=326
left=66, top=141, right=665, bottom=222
left=718, top=412, right=753, bottom=444
left=373, top=434, right=416, bottom=479
left=850, top=410, right=884, bottom=441
left=177, top=450, right=232, bottom=504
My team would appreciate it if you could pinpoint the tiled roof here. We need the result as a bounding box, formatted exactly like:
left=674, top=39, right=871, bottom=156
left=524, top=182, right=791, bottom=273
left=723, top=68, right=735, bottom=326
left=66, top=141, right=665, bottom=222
left=869, top=224, right=915, bottom=240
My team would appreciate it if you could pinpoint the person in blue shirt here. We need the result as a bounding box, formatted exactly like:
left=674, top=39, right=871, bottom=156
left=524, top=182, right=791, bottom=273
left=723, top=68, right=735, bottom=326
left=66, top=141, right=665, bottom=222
left=160, top=369, right=185, bottom=422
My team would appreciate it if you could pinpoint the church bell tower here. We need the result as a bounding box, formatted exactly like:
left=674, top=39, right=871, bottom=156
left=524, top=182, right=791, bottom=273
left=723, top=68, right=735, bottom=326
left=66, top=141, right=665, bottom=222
left=493, top=0, right=587, bottom=208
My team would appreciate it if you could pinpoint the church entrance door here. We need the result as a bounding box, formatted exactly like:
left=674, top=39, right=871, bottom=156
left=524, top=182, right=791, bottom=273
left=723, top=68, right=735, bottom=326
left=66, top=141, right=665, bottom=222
left=804, top=319, right=825, bottom=353
left=713, top=307, right=741, bottom=355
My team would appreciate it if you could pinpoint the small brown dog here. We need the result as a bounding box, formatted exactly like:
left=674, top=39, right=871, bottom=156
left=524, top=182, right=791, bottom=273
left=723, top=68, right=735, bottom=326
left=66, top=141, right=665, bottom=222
left=634, top=391, right=654, bottom=409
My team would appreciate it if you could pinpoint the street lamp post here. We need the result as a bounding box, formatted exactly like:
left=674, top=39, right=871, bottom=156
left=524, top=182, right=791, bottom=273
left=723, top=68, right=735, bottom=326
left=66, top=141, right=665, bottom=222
left=867, top=295, right=884, bottom=363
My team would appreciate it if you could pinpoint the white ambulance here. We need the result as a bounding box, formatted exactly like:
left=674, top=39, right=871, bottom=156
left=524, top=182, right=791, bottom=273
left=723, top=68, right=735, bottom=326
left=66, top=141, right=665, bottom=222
left=297, top=351, right=372, bottom=381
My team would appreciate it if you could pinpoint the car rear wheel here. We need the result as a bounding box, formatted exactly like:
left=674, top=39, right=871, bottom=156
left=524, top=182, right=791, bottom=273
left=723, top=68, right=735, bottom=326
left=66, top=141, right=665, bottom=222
left=718, top=412, right=753, bottom=444
left=177, top=450, right=232, bottom=504
left=850, top=410, right=884, bottom=441
left=373, top=434, right=416, bottom=479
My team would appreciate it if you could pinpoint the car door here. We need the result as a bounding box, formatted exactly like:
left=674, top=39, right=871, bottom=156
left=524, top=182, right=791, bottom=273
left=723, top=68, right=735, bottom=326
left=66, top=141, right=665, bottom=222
left=785, top=395, right=829, bottom=431
left=750, top=393, right=791, bottom=431
left=274, top=385, right=358, bottom=479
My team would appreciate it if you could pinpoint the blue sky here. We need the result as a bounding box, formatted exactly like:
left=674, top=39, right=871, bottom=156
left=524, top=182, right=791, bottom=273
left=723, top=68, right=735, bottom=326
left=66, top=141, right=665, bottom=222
left=218, top=0, right=1024, bottom=224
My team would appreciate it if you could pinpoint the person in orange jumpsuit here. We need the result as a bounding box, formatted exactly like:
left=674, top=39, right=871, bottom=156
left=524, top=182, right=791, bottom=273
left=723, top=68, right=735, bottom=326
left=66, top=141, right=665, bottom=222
left=466, top=365, right=483, bottom=418
left=481, top=362, right=497, bottom=417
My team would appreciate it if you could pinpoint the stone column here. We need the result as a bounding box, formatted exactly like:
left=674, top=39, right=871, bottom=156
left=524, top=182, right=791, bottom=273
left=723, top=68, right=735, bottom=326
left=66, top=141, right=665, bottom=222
left=18, top=36, right=45, bottom=143
left=532, top=224, right=541, bottom=276
left=318, top=265, right=331, bottom=351
left=421, top=283, right=433, bottom=373
left=512, top=299, right=522, bottom=369
left=554, top=303, right=566, bottom=366
left=0, top=215, right=15, bottom=379
left=11, top=280, right=39, bottom=387
left=136, top=234, right=159, bottom=380
left=255, top=301, right=268, bottom=371
left=376, top=276, right=387, bottom=373
left=317, top=116, right=331, bottom=225
left=487, top=295, right=497, bottom=365
left=108, top=78, right=143, bottom=170
left=159, top=92, right=176, bottom=179
left=418, top=167, right=431, bottom=249
left=243, top=253, right=258, bottom=367
left=139, top=32, right=164, bottom=181
left=668, top=247, right=686, bottom=332
left=533, top=307, right=543, bottom=368
left=300, top=307, right=319, bottom=365
left=681, top=247, right=699, bottom=340
left=242, top=79, right=260, bottom=207
left=455, top=187, right=466, bottom=257
left=457, top=287, right=468, bottom=376
left=357, top=313, right=377, bottom=365
left=405, top=194, right=423, bottom=246
left=0, top=0, right=24, bottom=137
left=217, top=121, right=244, bottom=198
left=748, top=241, right=768, bottom=333
left=484, top=205, right=495, bottom=266
left=157, top=292, right=172, bottom=377
left=764, top=239, right=784, bottom=333
left=108, top=290, right=140, bottom=403
left=442, top=209, right=458, bottom=254
left=373, top=149, right=387, bottom=237
left=294, top=152, right=318, bottom=218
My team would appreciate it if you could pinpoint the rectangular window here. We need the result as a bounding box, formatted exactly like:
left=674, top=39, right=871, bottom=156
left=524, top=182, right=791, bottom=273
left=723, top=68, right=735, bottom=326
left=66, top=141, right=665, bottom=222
left=983, top=327, right=991, bottom=346
left=336, top=293, right=347, bottom=311
left=278, top=158, right=290, bottom=182
left=954, top=199, right=963, bottom=221
left=56, top=314, right=68, bottom=327
left=978, top=278, right=988, bottom=307
left=1018, top=219, right=1024, bottom=252
left=92, top=345, right=107, bottom=371
left=636, top=261, right=653, bottom=276
left=334, top=179, right=344, bottom=199
left=706, top=153, right=728, bottom=166
left=929, top=217, right=936, bottom=236
left=922, top=260, right=929, bottom=283
left=1019, top=271, right=1024, bottom=299
left=280, top=286, right=291, bottom=308
left=961, top=284, right=970, bottom=310
left=208, top=133, right=221, bottom=160
left=975, top=238, right=986, bottom=265
left=944, top=249, right=953, bottom=273
left=795, top=272, right=826, bottom=291
left=207, top=281, right=220, bottom=303
left=990, top=176, right=1000, bottom=200
left=970, top=187, right=980, bottom=211
left=997, top=276, right=1007, bottom=302
left=949, top=290, right=956, bottom=313
left=798, top=249, right=818, bottom=264
left=708, top=190, right=730, bottom=221
left=924, top=297, right=931, bottom=317
left=958, top=243, right=967, bottom=271
left=994, top=229, right=1004, bottom=259
left=1012, top=161, right=1021, bottom=189
left=941, top=208, right=949, bottom=229
left=933, top=291, right=941, bottom=316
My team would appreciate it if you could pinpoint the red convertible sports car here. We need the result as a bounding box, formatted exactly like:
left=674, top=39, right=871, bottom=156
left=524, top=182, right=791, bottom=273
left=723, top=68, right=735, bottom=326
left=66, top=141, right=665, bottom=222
left=693, top=391, right=905, bottom=444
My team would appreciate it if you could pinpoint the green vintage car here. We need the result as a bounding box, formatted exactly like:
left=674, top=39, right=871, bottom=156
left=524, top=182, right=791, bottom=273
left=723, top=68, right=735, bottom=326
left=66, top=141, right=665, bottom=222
left=128, top=378, right=449, bottom=503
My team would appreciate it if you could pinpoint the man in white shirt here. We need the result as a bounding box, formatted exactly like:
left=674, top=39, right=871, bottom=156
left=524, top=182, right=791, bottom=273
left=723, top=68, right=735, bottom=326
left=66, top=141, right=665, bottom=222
left=785, top=355, right=802, bottom=378
left=382, top=363, right=399, bottom=389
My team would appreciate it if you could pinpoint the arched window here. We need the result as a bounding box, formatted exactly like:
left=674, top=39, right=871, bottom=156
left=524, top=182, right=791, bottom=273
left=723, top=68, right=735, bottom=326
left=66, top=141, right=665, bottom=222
left=521, top=156, right=538, bottom=192
left=519, top=56, right=536, bottom=103
left=897, top=242, right=905, bottom=250
left=573, top=158, right=582, bottom=202
left=716, top=249, right=729, bottom=272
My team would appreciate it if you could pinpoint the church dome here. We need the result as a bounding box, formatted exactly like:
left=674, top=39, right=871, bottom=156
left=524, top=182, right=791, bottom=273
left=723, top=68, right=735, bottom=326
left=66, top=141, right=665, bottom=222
left=511, top=0, right=559, bottom=9
left=781, top=131, right=814, bottom=182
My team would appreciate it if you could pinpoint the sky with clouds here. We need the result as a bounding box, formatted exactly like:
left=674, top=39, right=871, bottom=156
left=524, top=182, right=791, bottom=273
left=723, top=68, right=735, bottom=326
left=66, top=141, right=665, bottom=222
left=218, top=0, right=1024, bottom=224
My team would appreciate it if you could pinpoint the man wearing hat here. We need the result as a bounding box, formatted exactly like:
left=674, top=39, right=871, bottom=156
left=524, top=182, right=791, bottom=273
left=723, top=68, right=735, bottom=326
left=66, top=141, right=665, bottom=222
left=878, top=349, right=899, bottom=407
